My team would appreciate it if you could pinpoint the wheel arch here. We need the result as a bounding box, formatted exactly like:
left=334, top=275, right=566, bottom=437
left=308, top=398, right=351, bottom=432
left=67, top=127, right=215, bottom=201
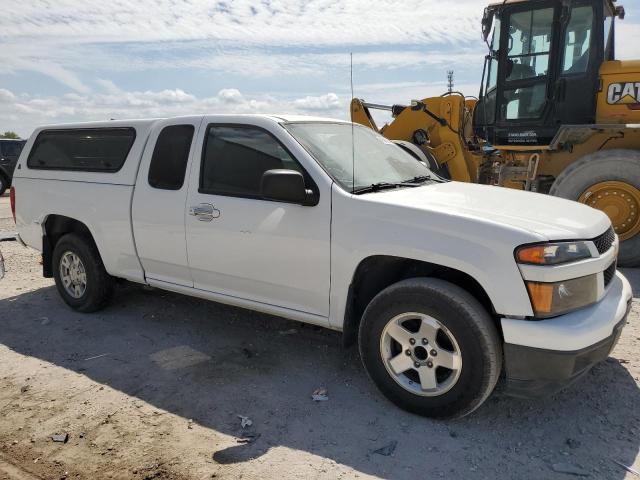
left=42, top=215, right=100, bottom=278
left=342, top=255, right=499, bottom=347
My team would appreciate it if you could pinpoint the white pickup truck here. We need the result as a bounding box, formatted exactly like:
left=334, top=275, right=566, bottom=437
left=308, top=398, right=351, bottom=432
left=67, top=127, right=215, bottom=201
left=9, top=114, right=632, bottom=418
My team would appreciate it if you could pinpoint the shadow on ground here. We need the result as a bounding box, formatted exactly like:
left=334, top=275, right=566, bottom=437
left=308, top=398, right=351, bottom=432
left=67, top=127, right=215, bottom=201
left=0, top=274, right=639, bottom=479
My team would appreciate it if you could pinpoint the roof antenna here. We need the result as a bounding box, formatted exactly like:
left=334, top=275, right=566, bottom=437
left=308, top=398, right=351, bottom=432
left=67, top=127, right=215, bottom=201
left=350, top=52, right=355, bottom=194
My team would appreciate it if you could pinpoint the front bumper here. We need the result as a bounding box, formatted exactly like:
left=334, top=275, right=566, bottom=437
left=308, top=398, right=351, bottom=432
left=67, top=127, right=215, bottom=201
left=501, top=272, right=632, bottom=398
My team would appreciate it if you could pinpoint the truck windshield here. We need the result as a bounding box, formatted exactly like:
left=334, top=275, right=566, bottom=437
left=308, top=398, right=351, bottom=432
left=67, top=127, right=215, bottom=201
left=285, top=122, right=432, bottom=193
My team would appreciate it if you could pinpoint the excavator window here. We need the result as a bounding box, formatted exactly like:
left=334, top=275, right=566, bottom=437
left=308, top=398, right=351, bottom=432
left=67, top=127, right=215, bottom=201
left=503, top=7, right=554, bottom=121
left=487, top=16, right=500, bottom=91
left=505, top=8, right=553, bottom=81
left=562, top=5, right=594, bottom=74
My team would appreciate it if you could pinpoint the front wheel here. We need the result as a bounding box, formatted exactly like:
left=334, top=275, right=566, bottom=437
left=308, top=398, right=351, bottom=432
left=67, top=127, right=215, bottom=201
left=358, top=278, right=502, bottom=419
left=0, top=175, right=7, bottom=196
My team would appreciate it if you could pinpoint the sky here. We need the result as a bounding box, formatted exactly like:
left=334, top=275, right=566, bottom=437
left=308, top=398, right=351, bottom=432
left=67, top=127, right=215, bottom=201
left=1, top=0, right=640, bottom=138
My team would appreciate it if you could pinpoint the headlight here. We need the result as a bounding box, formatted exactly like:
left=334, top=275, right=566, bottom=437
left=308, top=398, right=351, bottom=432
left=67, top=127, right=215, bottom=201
left=516, top=241, right=592, bottom=265
left=525, top=274, right=598, bottom=317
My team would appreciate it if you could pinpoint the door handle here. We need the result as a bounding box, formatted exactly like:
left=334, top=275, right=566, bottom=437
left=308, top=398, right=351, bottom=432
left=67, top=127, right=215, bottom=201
left=189, top=203, right=220, bottom=222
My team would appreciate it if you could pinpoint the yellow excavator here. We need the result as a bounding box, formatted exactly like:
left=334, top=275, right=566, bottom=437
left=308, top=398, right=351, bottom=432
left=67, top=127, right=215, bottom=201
left=351, top=0, right=640, bottom=266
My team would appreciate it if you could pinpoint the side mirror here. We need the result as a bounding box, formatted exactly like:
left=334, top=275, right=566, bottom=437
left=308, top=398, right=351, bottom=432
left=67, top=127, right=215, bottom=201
left=261, top=169, right=315, bottom=205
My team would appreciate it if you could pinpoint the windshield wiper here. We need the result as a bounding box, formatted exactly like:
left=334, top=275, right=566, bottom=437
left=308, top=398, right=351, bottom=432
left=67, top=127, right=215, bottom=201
left=353, top=178, right=430, bottom=194
left=401, top=175, right=432, bottom=184
left=352, top=182, right=404, bottom=195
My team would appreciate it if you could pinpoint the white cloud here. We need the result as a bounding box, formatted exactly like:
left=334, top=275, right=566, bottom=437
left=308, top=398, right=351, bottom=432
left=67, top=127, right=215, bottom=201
left=0, top=86, right=347, bottom=138
left=217, top=88, right=245, bottom=105
left=5, top=0, right=637, bottom=135
left=0, top=89, right=16, bottom=103
left=1, top=38, right=485, bottom=91
left=4, top=55, right=90, bottom=93
left=96, top=79, right=121, bottom=95
left=2, top=0, right=639, bottom=99
left=0, top=1, right=482, bottom=47
left=117, top=47, right=485, bottom=76
left=0, top=79, right=488, bottom=138
left=294, top=93, right=341, bottom=111
left=0, top=0, right=485, bottom=90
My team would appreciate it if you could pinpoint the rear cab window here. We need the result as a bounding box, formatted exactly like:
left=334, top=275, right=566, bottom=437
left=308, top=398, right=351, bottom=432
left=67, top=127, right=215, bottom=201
left=148, top=125, right=194, bottom=190
left=27, top=128, right=136, bottom=172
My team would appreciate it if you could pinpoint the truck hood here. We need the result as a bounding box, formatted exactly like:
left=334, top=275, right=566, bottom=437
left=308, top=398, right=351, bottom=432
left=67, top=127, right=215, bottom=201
left=364, top=181, right=611, bottom=241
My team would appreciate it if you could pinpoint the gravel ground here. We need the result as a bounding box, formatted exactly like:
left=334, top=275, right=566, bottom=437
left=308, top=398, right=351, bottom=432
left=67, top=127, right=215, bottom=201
left=0, top=194, right=638, bottom=480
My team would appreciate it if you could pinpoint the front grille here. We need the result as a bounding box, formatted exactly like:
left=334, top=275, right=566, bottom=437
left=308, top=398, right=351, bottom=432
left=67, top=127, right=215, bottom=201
left=604, top=261, right=617, bottom=287
left=592, top=227, right=616, bottom=255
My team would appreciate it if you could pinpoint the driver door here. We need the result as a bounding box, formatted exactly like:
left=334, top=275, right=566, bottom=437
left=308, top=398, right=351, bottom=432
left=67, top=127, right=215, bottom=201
left=184, top=120, right=332, bottom=319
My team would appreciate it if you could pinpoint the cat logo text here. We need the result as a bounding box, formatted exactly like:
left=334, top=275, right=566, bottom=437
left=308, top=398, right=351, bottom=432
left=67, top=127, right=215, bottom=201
left=607, top=82, right=640, bottom=105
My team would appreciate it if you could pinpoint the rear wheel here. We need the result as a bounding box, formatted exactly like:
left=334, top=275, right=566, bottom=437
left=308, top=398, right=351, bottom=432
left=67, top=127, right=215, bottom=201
left=0, top=175, right=7, bottom=196
left=358, top=278, right=502, bottom=419
left=52, top=233, right=114, bottom=312
left=550, top=149, right=640, bottom=267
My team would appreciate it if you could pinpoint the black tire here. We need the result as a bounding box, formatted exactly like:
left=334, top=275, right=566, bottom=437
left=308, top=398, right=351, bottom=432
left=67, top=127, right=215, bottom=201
left=0, top=175, right=7, bottom=196
left=549, top=149, right=640, bottom=267
left=52, top=233, right=114, bottom=312
left=358, top=277, right=502, bottom=419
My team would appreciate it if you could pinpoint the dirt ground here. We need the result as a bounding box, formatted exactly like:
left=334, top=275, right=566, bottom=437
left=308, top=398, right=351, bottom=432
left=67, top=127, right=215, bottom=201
left=0, top=194, right=638, bottom=480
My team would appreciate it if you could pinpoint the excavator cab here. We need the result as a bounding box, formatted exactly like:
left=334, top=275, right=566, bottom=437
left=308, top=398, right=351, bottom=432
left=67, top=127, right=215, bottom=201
left=474, top=0, right=622, bottom=146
